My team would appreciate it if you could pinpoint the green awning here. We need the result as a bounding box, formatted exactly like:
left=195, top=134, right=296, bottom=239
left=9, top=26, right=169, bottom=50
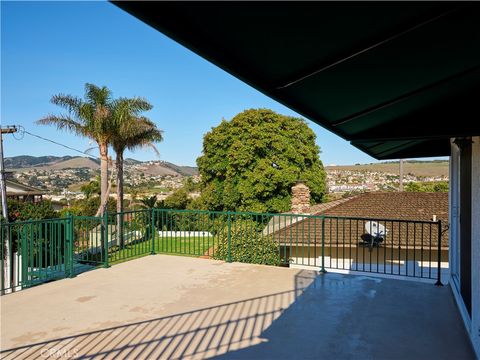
left=113, top=2, right=480, bottom=159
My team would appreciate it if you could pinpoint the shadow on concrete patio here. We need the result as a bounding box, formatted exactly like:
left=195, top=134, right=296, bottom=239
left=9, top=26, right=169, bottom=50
left=1, top=270, right=314, bottom=359
left=1, top=270, right=475, bottom=359
left=217, top=272, right=475, bottom=360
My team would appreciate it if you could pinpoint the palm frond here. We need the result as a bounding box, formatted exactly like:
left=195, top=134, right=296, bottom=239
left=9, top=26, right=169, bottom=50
left=85, top=83, right=112, bottom=107
left=142, top=143, right=161, bottom=158
left=84, top=146, right=98, bottom=156
left=109, top=97, right=162, bottom=159
left=119, top=119, right=163, bottom=153
left=50, top=94, right=83, bottom=118
left=123, top=97, right=153, bottom=114
left=36, top=115, right=88, bottom=137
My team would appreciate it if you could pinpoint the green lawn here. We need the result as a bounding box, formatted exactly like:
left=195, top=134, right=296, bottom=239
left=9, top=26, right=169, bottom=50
left=108, top=235, right=215, bottom=265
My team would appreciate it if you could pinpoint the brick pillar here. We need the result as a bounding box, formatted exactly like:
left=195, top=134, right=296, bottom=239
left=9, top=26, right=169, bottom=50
left=291, top=181, right=310, bottom=214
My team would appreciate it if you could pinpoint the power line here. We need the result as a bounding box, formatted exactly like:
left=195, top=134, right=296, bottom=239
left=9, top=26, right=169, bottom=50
left=1, top=126, right=18, bottom=221
left=12, top=126, right=99, bottom=160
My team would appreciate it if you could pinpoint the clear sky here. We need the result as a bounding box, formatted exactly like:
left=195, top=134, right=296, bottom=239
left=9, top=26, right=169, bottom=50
left=1, top=1, right=444, bottom=167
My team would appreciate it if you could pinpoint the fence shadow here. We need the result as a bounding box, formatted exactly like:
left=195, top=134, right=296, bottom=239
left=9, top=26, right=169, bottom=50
left=2, top=269, right=474, bottom=359
left=0, top=270, right=319, bottom=360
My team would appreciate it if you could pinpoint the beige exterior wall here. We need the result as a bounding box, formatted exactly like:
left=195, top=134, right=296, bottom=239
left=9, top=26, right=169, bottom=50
left=285, top=245, right=448, bottom=278
left=287, top=245, right=448, bottom=262
left=449, top=136, right=480, bottom=358
left=470, top=136, right=480, bottom=356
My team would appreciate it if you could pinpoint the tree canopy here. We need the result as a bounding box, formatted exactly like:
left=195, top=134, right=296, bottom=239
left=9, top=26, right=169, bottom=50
left=38, top=83, right=115, bottom=215
left=405, top=181, right=448, bottom=192
left=109, top=98, right=163, bottom=219
left=196, top=109, right=326, bottom=213
left=38, top=83, right=163, bottom=218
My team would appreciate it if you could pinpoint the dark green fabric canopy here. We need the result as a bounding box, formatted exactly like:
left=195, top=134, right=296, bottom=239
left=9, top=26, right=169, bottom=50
left=113, top=2, right=480, bottom=159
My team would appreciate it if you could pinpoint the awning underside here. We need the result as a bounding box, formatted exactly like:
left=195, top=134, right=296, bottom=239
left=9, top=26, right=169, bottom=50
left=114, top=2, right=480, bottom=159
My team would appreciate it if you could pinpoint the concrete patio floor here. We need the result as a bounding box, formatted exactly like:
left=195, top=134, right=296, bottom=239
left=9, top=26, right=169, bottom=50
left=0, top=255, right=475, bottom=359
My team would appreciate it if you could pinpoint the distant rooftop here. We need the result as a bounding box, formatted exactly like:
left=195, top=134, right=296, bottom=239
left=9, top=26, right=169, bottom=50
left=317, top=192, right=447, bottom=223
left=6, top=179, right=45, bottom=196
left=265, top=192, right=448, bottom=248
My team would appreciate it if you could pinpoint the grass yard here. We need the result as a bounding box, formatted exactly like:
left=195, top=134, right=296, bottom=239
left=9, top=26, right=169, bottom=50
left=108, top=235, right=215, bottom=264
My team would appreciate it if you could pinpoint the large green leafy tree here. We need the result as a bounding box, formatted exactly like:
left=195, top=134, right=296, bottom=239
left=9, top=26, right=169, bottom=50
left=196, top=109, right=326, bottom=213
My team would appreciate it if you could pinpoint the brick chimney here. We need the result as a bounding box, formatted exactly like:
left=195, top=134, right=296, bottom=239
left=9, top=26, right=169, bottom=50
left=291, top=181, right=310, bottom=214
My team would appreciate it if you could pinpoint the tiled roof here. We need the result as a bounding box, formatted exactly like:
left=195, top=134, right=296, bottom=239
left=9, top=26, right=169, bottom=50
left=317, top=192, right=448, bottom=223
left=268, top=192, right=448, bottom=248
left=308, top=196, right=359, bottom=215
left=262, top=196, right=358, bottom=236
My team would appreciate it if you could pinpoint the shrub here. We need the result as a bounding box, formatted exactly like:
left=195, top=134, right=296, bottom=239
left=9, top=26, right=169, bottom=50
left=155, top=210, right=214, bottom=232
left=59, top=197, right=116, bottom=217
left=6, top=199, right=56, bottom=221
left=213, top=219, right=284, bottom=266
left=162, top=189, right=190, bottom=210
left=2, top=200, right=61, bottom=257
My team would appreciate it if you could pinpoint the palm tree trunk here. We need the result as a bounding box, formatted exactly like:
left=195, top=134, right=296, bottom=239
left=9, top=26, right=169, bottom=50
left=98, top=143, right=109, bottom=259
left=116, top=151, right=124, bottom=248
left=99, top=143, right=109, bottom=215
left=95, top=167, right=114, bottom=217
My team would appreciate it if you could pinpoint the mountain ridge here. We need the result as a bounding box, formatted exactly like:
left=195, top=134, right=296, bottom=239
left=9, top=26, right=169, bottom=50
left=5, top=155, right=198, bottom=177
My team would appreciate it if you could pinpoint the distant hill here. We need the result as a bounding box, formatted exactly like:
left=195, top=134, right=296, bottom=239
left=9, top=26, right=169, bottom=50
left=124, top=158, right=142, bottom=166
left=5, top=155, right=98, bottom=169
left=161, top=161, right=198, bottom=176
left=47, top=157, right=100, bottom=170
left=5, top=155, right=198, bottom=177
left=326, top=160, right=449, bottom=178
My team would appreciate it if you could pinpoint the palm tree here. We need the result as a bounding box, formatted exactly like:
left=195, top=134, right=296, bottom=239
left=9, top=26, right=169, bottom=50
left=80, top=177, right=100, bottom=199
left=127, top=187, right=140, bottom=208
left=110, top=98, right=163, bottom=247
left=140, top=195, right=159, bottom=209
left=37, top=83, right=114, bottom=215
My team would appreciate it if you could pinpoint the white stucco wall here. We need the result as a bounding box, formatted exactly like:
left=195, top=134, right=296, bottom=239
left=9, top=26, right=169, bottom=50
left=471, top=136, right=480, bottom=356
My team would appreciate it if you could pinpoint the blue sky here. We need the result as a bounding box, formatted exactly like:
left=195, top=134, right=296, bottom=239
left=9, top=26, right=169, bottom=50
left=1, top=1, right=439, bottom=167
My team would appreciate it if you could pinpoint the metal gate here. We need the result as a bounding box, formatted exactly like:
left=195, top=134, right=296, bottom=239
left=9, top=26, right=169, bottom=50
left=1, top=218, right=73, bottom=293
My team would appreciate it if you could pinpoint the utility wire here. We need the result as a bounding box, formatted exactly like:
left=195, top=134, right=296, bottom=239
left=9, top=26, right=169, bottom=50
left=13, top=126, right=100, bottom=160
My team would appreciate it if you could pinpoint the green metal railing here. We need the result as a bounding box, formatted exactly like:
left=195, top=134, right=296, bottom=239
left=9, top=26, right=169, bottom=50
left=1, top=208, right=445, bottom=295
left=72, top=215, right=107, bottom=266
left=1, top=217, right=72, bottom=294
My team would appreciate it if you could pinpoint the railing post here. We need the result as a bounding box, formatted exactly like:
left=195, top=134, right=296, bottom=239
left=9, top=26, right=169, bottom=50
left=68, top=214, right=75, bottom=278
left=0, top=224, right=3, bottom=295
left=151, top=208, right=156, bottom=255
left=17, top=227, right=28, bottom=289
left=435, top=220, right=443, bottom=286
left=227, top=211, right=232, bottom=263
left=64, top=214, right=70, bottom=278
left=320, top=215, right=327, bottom=273
left=103, top=211, right=110, bottom=268
left=21, top=224, right=28, bottom=288
left=0, top=223, right=8, bottom=295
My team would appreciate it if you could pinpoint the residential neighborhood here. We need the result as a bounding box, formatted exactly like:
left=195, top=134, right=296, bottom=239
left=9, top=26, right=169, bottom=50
left=326, top=167, right=448, bottom=193
left=8, top=157, right=200, bottom=202
left=7, top=155, right=449, bottom=204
